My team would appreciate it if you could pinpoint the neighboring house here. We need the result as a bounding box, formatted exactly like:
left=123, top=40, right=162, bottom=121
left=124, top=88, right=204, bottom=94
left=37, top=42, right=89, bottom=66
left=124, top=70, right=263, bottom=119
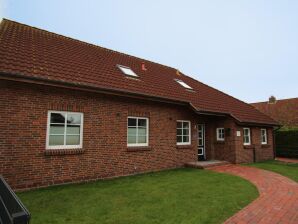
left=251, top=96, right=298, bottom=128
left=252, top=96, right=298, bottom=158
left=0, top=19, right=279, bottom=190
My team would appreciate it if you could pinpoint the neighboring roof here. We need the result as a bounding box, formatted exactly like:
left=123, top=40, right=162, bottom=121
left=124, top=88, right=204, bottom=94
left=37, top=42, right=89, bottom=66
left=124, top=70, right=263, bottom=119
left=252, top=98, right=298, bottom=127
left=0, top=19, right=278, bottom=126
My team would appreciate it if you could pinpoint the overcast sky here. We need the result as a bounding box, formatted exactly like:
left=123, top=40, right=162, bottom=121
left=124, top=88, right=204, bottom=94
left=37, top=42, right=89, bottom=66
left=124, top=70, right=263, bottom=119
left=1, top=0, right=297, bottom=103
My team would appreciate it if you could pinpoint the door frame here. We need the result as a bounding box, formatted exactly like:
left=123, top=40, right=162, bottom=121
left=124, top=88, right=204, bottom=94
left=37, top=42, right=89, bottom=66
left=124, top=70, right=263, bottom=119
left=197, top=124, right=206, bottom=160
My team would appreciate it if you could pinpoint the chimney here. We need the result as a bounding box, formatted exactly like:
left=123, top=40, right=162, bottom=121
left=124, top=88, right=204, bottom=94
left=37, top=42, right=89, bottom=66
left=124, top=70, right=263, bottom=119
left=141, top=62, right=147, bottom=71
left=268, top=96, right=277, bottom=104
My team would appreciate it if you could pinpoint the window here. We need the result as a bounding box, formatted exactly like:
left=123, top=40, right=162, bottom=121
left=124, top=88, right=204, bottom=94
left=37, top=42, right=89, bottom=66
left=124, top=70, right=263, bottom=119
left=127, top=117, right=149, bottom=147
left=46, top=111, right=83, bottom=149
left=177, top=120, right=191, bottom=145
left=243, top=128, right=251, bottom=145
left=216, top=128, right=225, bottom=141
left=117, top=65, right=138, bottom=77
left=261, top=129, right=267, bottom=144
left=175, top=79, right=193, bottom=90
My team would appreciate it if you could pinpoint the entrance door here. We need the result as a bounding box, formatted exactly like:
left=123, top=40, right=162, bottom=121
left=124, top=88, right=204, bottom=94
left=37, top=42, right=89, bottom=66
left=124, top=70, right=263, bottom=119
left=197, top=124, right=205, bottom=160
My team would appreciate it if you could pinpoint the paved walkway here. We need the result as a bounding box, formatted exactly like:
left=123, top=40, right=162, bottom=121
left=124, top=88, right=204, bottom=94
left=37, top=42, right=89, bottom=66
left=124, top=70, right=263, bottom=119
left=208, top=165, right=298, bottom=224
left=276, top=157, right=298, bottom=164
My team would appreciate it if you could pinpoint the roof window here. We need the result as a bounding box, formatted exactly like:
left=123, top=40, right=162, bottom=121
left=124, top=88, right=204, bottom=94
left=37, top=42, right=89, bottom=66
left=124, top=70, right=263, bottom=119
left=117, top=65, right=138, bottom=77
left=175, top=79, right=193, bottom=90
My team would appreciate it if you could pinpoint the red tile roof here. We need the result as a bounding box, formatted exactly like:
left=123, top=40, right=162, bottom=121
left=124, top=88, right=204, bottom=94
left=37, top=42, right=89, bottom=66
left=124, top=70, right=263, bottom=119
left=0, top=19, right=278, bottom=125
left=252, top=98, right=298, bottom=127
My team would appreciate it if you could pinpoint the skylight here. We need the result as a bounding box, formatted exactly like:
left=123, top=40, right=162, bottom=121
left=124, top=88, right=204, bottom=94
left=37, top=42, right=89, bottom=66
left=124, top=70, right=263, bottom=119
left=175, top=79, right=193, bottom=90
left=117, top=65, right=138, bottom=77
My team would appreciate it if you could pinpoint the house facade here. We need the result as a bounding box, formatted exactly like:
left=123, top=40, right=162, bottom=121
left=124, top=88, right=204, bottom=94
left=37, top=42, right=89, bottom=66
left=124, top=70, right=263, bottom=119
left=0, top=19, right=278, bottom=190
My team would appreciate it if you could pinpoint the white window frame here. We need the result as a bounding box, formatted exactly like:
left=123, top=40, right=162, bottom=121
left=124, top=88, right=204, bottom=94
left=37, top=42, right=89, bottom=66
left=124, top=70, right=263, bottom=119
left=127, top=116, right=149, bottom=147
left=216, top=128, right=225, bottom=141
left=176, top=120, right=191, bottom=145
left=46, top=111, right=84, bottom=150
left=261, top=128, right=267, bottom=145
left=174, top=79, right=193, bottom=90
left=243, top=128, right=251, bottom=145
left=117, top=64, right=138, bottom=77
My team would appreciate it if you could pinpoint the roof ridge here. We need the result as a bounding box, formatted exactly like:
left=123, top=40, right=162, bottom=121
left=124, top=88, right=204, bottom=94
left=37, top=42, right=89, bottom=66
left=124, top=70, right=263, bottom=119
left=1, top=18, right=177, bottom=71
left=251, top=97, right=298, bottom=104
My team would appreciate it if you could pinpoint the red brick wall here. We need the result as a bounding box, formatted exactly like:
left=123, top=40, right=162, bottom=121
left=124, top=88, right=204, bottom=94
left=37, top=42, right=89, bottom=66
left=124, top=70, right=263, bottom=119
left=0, top=80, right=275, bottom=190
left=194, top=116, right=236, bottom=162
left=234, top=126, right=274, bottom=163
left=210, top=117, right=237, bottom=163
left=195, top=116, right=274, bottom=164
left=0, top=80, right=197, bottom=190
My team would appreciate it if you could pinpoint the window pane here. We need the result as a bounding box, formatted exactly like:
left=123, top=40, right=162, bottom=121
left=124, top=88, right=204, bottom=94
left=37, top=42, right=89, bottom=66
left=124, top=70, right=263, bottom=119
left=199, top=139, right=203, bottom=146
left=198, top=132, right=202, bottom=138
left=138, top=119, right=147, bottom=127
left=50, top=113, right=65, bottom=123
left=183, top=128, right=189, bottom=135
left=67, top=126, right=80, bottom=134
left=67, top=114, right=81, bottom=124
left=221, top=131, right=225, bottom=139
left=50, top=124, right=65, bottom=134
left=128, top=135, right=137, bottom=144
left=183, top=136, right=189, bottom=143
left=177, top=128, right=182, bottom=135
left=138, top=127, right=147, bottom=136
left=175, top=79, right=193, bottom=89
left=119, top=66, right=138, bottom=77
left=66, top=135, right=80, bottom=145
left=183, top=122, right=189, bottom=128
left=177, top=135, right=182, bottom=142
left=49, top=135, right=64, bottom=146
left=128, top=118, right=137, bottom=126
left=177, top=122, right=182, bottom=129
left=244, top=136, right=249, bottom=143
left=128, top=127, right=137, bottom=136
left=244, top=129, right=249, bottom=136
left=138, top=135, right=147, bottom=144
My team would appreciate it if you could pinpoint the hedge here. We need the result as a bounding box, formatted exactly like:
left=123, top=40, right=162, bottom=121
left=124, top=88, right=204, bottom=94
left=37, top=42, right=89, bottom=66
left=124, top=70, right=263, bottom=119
left=275, top=129, right=298, bottom=158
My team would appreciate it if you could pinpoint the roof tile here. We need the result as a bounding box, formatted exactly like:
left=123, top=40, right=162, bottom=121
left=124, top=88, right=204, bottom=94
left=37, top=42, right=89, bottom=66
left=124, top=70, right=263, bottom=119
left=0, top=19, right=278, bottom=125
left=252, top=98, right=298, bottom=127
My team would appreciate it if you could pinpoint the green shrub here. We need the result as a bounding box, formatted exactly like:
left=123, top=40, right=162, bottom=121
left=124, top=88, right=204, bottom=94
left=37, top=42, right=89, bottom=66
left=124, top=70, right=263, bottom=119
left=276, top=129, right=298, bottom=158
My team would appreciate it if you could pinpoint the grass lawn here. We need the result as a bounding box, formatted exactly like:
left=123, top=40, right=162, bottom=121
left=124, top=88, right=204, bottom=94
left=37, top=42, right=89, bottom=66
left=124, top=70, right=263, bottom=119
left=18, top=168, right=258, bottom=224
left=248, top=160, right=298, bottom=182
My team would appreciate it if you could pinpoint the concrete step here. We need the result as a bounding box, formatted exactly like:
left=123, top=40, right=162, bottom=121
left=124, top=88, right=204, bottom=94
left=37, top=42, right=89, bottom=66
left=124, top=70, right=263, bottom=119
left=185, top=160, right=230, bottom=169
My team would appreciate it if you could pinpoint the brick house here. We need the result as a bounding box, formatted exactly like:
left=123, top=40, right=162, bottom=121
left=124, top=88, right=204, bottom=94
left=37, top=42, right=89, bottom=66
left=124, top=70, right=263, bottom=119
left=0, top=19, right=279, bottom=190
left=252, top=96, right=298, bottom=128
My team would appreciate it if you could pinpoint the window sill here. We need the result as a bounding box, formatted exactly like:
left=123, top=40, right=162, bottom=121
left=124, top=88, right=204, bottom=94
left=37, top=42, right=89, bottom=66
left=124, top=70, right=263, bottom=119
left=176, top=145, right=192, bottom=149
left=243, top=145, right=255, bottom=149
left=44, top=148, right=84, bottom=156
left=127, top=146, right=152, bottom=152
left=261, top=144, right=271, bottom=148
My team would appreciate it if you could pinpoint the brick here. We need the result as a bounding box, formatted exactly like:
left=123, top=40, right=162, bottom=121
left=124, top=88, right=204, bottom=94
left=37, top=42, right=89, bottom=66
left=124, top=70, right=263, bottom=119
left=0, top=80, right=275, bottom=190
